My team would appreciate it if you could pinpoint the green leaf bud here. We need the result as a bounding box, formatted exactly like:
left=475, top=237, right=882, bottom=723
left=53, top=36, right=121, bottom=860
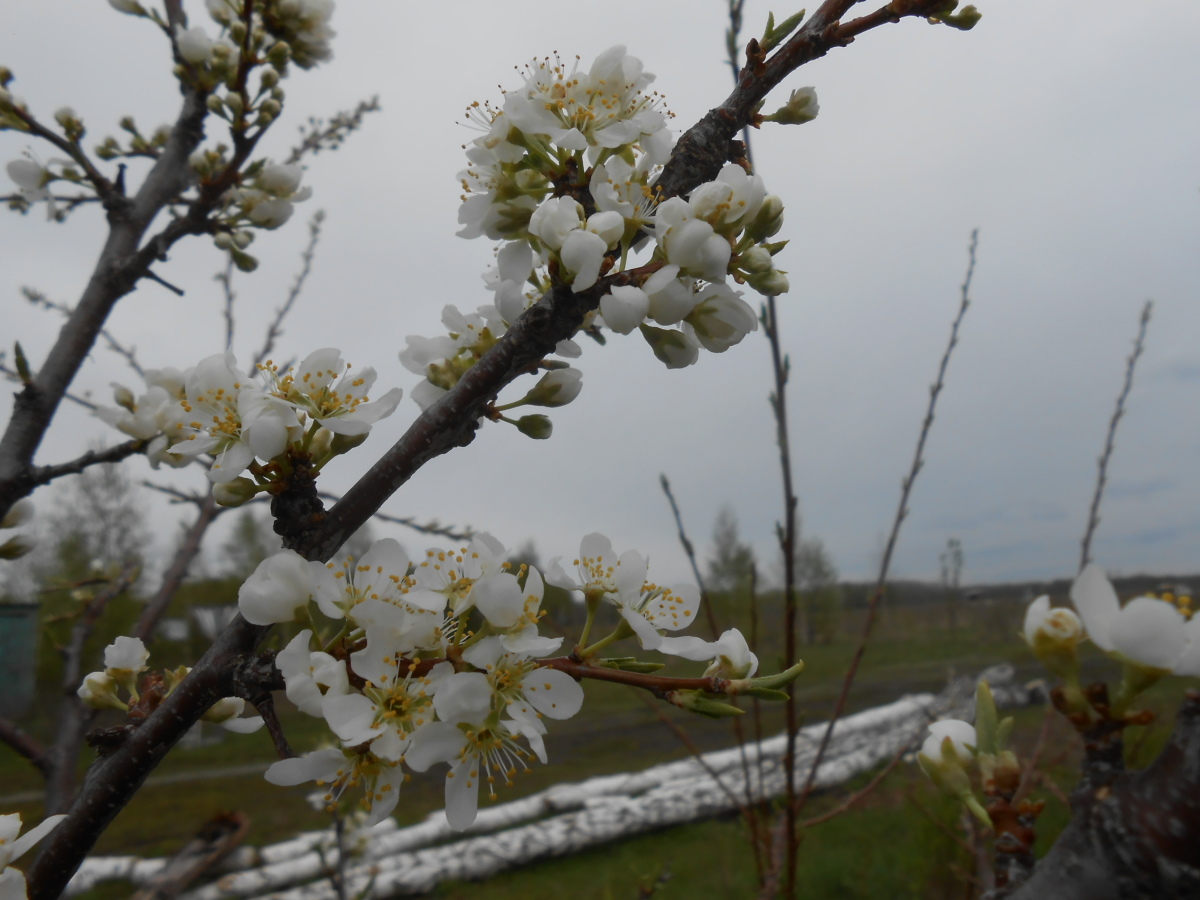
left=669, top=689, right=744, bottom=719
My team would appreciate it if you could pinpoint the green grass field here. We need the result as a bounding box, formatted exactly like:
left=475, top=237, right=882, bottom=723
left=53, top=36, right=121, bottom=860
left=3, top=600, right=1195, bottom=899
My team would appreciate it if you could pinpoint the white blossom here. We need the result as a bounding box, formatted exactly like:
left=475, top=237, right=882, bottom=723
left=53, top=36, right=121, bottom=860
left=1070, top=563, right=1200, bottom=674
left=0, top=813, right=67, bottom=900
left=238, top=550, right=320, bottom=625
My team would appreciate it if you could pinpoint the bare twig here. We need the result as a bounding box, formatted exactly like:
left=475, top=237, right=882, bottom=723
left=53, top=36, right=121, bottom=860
left=315, top=491, right=473, bottom=541
left=218, top=255, right=237, bottom=353
left=762, top=293, right=803, bottom=894
left=23, top=287, right=145, bottom=377
left=142, top=480, right=210, bottom=506
left=1013, top=703, right=1057, bottom=804
left=25, top=440, right=145, bottom=490
left=135, top=494, right=225, bottom=642
left=633, top=692, right=749, bottom=814
left=791, top=229, right=978, bottom=826
left=0, top=716, right=50, bottom=778
left=285, top=99, right=382, bottom=165
left=799, top=740, right=908, bottom=828
left=658, top=474, right=718, bottom=638
left=46, top=564, right=141, bottom=814
left=1078, top=299, right=1153, bottom=574
left=252, top=210, right=326, bottom=367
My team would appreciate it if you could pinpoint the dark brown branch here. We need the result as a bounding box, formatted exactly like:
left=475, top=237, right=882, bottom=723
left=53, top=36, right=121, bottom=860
left=0, top=715, right=50, bottom=778
left=1078, top=299, right=1153, bottom=574
left=26, top=440, right=145, bottom=490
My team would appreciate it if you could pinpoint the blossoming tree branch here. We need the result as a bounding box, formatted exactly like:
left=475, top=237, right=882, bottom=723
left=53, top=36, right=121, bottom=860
left=16, top=2, right=1198, bottom=900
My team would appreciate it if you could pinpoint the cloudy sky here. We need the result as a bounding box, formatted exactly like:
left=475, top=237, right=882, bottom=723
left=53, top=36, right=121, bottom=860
left=2, top=1, right=1197, bottom=589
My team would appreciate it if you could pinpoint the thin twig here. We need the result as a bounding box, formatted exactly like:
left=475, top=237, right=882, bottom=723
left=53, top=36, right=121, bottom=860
left=142, top=480, right=209, bottom=506
left=792, top=229, right=978, bottom=823
left=1078, top=299, right=1153, bottom=574
left=23, top=287, right=144, bottom=377
left=0, top=716, right=50, bottom=778
left=135, top=494, right=225, bottom=642
left=658, top=474, right=718, bottom=638
left=763, top=293, right=802, bottom=894
left=251, top=211, right=326, bottom=368
left=799, top=740, right=908, bottom=828
left=218, top=255, right=236, bottom=353
left=315, top=491, right=473, bottom=541
left=27, top=441, right=144, bottom=489
left=633, top=692, right=749, bottom=814
left=1013, top=702, right=1057, bottom=804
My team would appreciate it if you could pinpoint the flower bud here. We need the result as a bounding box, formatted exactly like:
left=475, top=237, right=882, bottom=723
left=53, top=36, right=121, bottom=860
left=744, top=195, right=785, bottom=242
left=206, top=94, right=225, bottom=115
left=639, top=323, right=700, bottom=369
left=747, top=268, right=790, bottom=296
left=515, top=414, right=553, bottom=440
left=77, top=672, right=127, bottom=710
left=329, top=430, right=368, bottom=455
left=1022, top=595, right=1083, bottom=680
left=737, top=246, right=773, bottom=274
left=259, top=67, right=280, bottom=89
left=267, top=41, right=292, bottom=69
left=522, top=368, right=583, bottom=408
left=212, top=476, right=259, bottom=508
left=1, top=499, right=33, bottom=529
left=112, top=383, right=136, bottom=411
left=764, top=87, right=819, bottom=125
left=0, top=535, right=32, bottom=559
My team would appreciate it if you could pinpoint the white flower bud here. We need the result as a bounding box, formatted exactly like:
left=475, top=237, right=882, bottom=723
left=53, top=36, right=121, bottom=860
left=0, top=499, right=33, bottom=529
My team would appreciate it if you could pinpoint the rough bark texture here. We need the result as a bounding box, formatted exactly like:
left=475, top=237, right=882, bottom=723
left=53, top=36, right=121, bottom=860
left=1006, top=692, right=1200, bottom=900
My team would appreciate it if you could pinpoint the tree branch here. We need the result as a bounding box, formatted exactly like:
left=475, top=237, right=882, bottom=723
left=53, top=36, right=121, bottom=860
left=0, top=715, right=50, bottom=778
left=26, top=440, right=145, bottom=490
left=1078, top=299, right=1153, bottom=574
left=1006, top=692, right=1200, bottom=899
left=134, top=494, right=224, bottom=643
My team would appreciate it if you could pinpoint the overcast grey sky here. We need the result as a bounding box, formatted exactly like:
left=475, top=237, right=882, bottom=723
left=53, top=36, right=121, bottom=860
left=2, top=1, right=1197, bottom=588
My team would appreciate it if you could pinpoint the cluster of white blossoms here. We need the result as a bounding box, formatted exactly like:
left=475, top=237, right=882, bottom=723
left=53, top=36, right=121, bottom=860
left=1023, top=565, right=1200, bottom=677
left=236, top=531, right=761, bottom=829
left=77, top=635, right=265, bottom=732
left=401, top=45, right=805, bottom=417
left=95, top=348, right=401, bottom=502
left=1020, top=563, right=1200, bottom=718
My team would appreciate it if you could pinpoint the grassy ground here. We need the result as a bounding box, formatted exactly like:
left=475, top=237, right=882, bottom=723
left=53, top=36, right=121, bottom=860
left=4, top=604, right=1196, bottom=899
